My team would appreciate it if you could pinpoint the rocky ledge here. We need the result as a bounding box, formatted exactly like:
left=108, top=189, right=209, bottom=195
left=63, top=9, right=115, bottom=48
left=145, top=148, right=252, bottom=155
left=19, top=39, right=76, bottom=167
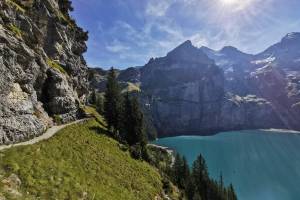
left=0, top=0, right=89, bottom=144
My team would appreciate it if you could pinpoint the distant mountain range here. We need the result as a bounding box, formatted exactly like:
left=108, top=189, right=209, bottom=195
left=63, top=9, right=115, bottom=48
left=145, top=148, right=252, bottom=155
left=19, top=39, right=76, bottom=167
left=90, top=32, right=300, bottom=137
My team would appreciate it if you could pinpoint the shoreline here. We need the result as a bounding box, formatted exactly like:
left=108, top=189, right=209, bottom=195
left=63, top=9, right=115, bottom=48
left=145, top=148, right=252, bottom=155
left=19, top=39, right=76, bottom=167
left=147, top=143, right=174, bottom=155
left=259, top=128, right=300, bottom=134
left=147, top=143, right=176, bottom=165
left=153, top=128, right=300, bottom=139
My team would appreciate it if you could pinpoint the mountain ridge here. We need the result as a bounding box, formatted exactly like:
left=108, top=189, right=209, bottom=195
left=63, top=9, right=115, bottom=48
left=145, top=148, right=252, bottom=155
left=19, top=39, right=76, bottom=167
left=89, top=32, right=300, bottom=137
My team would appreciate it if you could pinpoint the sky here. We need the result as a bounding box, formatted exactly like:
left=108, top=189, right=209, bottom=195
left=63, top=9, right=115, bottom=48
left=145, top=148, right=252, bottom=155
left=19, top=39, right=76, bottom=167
left=71, top=0, right=300, bottom=69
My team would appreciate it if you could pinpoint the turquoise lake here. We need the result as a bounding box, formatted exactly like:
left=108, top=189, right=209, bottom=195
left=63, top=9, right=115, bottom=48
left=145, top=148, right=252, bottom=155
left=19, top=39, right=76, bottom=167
left=153, top=130, right=300, bottom=200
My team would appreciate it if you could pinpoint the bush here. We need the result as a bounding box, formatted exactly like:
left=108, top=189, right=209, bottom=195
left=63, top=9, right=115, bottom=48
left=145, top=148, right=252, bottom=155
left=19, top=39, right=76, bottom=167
left=53, top=115, right=63, bottom=125
left=46, top=59, right=67, bottom=75
left=130, top=144, right=143, bottom=160
left=6, top=0, right=25, bottom=13
left=7, top=23, right=22, bottom=38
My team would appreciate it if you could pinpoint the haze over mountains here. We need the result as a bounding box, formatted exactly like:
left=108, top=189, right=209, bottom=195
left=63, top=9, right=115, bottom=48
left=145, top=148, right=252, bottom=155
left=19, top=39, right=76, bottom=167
left=90, top=32, right=300, bottom=137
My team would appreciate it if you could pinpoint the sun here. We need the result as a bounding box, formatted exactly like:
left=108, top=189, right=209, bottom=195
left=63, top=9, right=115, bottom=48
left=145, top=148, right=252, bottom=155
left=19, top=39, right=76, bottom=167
left=219, top=0, right=254, bottom=12
left=221, top=0, right=239, bottom=5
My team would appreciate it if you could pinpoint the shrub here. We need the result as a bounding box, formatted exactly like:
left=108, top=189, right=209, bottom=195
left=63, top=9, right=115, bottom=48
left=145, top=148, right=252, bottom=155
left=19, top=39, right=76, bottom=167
left=7, top=23, right=22, bottom=38
left=53, top=115, right=63, bottom=125
left=46, top=59, right=67, bottom=75
left=6, top=0, right=25, bottom=13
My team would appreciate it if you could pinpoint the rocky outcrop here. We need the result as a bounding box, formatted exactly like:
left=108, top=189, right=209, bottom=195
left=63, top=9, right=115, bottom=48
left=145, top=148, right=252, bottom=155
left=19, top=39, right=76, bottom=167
left=88, top=34, right=300, bottom=137
left=139, top=41, right=285, bottom=136
left=201, top=33, right=300, bottom=132
left=0, top=0, right=89, bottom=144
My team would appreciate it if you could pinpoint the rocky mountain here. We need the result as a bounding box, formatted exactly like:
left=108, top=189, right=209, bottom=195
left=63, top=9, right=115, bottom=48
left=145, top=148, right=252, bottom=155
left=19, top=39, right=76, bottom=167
left=200, top=32, right=300, bottom=131
left=85, top=33, right=300, bottom=137
left=139, top=41, right=284, bottom=136
left=253, top=32, right=300, bottom=71
left=0, top=0, right=89, bottom=144
left=200, top=45, right=254, bottom=75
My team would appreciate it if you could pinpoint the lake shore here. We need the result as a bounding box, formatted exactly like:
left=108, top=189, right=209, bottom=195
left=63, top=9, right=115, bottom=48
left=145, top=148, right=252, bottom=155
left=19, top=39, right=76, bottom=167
left=148, top=143, right=174, bottom=155
left=259, top=128, right=300, bottom=134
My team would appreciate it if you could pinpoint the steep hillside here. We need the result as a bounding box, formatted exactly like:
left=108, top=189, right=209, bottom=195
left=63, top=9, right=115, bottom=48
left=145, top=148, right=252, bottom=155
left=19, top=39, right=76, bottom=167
left=0, top=119, right=165, bottom=200
left=0, top=0, right=89, bottom=144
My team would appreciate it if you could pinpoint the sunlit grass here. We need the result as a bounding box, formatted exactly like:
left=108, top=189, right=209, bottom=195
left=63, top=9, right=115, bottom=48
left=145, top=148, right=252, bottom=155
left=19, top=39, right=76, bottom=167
left=7, top=24, right=22, bottom=38
left=5, top=0, right=25, bottom=13
left=46, top=59, right=67, bottom=75
left=0, top=119, right=162, bottom=199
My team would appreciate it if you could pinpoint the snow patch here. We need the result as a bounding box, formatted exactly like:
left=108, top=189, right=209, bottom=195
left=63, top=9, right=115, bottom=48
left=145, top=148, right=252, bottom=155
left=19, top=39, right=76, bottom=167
left=251, top=56, right=276, bottom=65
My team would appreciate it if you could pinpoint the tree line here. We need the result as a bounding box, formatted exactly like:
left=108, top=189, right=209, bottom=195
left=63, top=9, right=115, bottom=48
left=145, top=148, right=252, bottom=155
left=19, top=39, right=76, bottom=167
left=91, top=67, right=238, bottom=199
left=171, top=153, right=237, bottom=200
left=92, top=67, right=147, bottom=159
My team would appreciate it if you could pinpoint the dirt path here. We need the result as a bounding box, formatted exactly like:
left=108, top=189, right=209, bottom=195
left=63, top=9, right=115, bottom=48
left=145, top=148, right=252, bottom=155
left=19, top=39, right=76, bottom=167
left=0, top=119, right=89, bottom=151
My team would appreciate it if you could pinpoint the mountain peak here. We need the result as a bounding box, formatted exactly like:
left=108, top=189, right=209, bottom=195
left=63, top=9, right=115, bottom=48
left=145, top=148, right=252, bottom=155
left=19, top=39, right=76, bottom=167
left=166, top=40, right=213, bottom=64
left=182, top=39, right=193, bottom=46
left=173, top=40, right=194, bottom=50
left=279, top=32, right=300, bottom=45
left=220, top=46, right=239, bottom=53
left=167, top=40, right=197, bottom=56
left=282, top=32, right=300, bottom=40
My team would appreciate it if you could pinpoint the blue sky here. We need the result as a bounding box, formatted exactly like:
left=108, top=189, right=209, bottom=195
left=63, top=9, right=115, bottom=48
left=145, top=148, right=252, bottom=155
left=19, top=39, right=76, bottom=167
left=71, top=0, right=300, bottom=69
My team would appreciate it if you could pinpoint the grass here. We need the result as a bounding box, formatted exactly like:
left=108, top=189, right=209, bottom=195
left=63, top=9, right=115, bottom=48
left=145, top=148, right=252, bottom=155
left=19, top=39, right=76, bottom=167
left=57, top=11, right=75, bottom=28
left=122, top=82, right=141, bottom=93
left=7, top=24, right=22, bottom=38
left=83, top=106, right=105, bottom=125
left=46, top=59, right=67, bottom=75
left=5, top=0, right=25, bottom=13
left=0, top=119, right=163, bottom=199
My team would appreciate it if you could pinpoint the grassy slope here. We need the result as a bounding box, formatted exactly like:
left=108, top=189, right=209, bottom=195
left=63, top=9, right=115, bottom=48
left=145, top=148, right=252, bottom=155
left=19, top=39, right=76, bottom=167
left=0, top=119, right=162, bottom=200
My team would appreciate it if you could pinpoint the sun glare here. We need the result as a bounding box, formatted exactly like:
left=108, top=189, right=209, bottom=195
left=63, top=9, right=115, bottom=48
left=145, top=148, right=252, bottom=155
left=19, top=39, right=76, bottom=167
left=221, top=0, right=238, bottom=5
left=219, top=0, right=255, bottom=12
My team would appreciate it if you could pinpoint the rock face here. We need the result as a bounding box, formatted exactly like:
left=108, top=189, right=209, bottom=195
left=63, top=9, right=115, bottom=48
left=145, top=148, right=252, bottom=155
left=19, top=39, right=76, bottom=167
left=139, top=41, right=284, bottom=136
left=0, top=0, right=89, bottom=144
left=200, top=32, right=300, bottom=132
left=89, top=33, right=300, bottom=137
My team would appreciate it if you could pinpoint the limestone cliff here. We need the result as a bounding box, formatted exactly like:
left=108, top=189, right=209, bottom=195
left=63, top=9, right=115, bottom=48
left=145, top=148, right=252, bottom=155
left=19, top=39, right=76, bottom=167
left=0, top=0, right=89, bottom=144
left=140, top=41, right=283, bottom=136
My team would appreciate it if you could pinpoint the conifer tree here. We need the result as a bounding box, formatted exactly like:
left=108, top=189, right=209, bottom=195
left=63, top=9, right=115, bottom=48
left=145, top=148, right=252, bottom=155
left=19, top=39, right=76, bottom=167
left=182, top=156, right=190, bottom=189
left=95, top=94, right=104, bottom=114
left=122, top=94, right=146, bottom=146
left=90, top=89, right=97, bottom=105
left=228, top=184, right=238, bottom=200
left=121, top=93, right=132, bottom=142
left=104, top=67, right=122, bottom=134
left=192, top=154, right=209, bottom=200
left=173, top=154, right=184, bottom=187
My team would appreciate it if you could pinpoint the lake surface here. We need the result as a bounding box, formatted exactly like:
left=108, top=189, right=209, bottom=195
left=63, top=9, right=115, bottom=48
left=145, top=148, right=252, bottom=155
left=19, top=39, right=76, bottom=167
left=153, top=130, right=300, bottom=200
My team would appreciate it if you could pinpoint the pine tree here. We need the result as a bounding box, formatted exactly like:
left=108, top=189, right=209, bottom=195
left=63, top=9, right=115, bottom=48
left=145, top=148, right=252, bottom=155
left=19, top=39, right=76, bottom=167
left=132, top=96, right=146, bottom=144
left=104, top=67, right=122, bottom=134
left=90, top=89, right=97, bottom=105
left=122, top=94, right=146, bottom=146
left=228, top=184, right=237, bottom=200
left=173, top=154, right=184, bottom=187
left=192, top=154, right=209, bottom=200
left=182, top=156, right=190, bottom=189
left=95, top=94, right=104, bottom=114
left=121, top=93, right=132, bottom=143
left=172, top=154, right=190, bottom=190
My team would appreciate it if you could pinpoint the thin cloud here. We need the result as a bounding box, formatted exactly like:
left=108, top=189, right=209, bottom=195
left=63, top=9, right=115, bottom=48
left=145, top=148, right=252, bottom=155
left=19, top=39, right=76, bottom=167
left=145, top=0, right=173, bottom=17
left=71, top=0, right=300, bottom=68
left=106, top=39, right=131, bottom=53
